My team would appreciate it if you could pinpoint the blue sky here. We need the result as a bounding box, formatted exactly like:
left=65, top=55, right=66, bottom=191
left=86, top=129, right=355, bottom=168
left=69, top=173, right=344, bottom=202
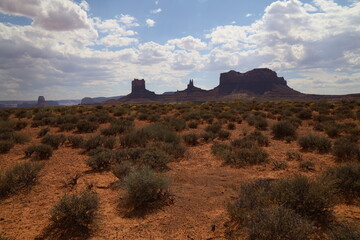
left=0, top=0, right=359, bottom=100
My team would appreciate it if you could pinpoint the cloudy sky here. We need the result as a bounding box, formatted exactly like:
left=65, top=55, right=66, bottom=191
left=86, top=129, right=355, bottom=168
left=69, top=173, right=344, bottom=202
left=0, top=0, right=359, bottom=100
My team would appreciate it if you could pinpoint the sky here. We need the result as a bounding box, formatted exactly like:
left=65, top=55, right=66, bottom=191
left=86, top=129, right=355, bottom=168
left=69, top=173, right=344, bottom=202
left=0, top=0, right=360, bottom=100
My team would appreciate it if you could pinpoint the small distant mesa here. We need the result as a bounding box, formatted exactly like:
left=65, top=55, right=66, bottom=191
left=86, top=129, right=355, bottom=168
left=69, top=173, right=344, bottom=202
left=0, top=96, right=59, bottom=109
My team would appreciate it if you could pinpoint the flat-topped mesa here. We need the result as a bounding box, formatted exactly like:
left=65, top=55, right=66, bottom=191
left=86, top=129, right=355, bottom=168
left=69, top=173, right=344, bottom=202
left=37, top=96, right=46, bottom=107
left=128, top=79, right=156, bottom=99
left=218, top=68, right=288, bottom=95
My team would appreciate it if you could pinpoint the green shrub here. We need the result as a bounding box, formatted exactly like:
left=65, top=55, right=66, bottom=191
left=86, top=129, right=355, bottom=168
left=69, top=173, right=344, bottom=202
left=0, top=162, right=43, bottom=198
left=139, top=149, right=171, bottom=171
left=76, top=120, right=99, bottom=133
left=333, top=138, right=360, bottom=161
left=183, top=133, right=199, bottom=146
left=322, top=163, right=360, bottom=203
left=120, top=130, right=146, bottom=148
left=271, top=175, right=335, bottom=224
left=83, top=135, right=115, bottom=151
left=246, top=206, right=314, bottom=240
left=155, top=142, right=186, bottom=159
left=86, top=151, right=112, bottom=171
left=24, top=144, right=53, bottom=160
left=218, top=130, right=230, bottom=140
left=246, top=131, right=269, bottom=147
left=205, top=122, right=222, bottom=134
left=101, top=118, right=134, bottom=136
left=226, top=146, right=268, bottom=167
left=37, top=127, right=50, bottom=137
left=112, top=161, right=133, bottom=179
left=41, top=134, right=66, bottom=149
left=227, top=122, right=236, bottom=130
left=296, top=109, right=313, bottom=120
left=188, top=121, right=199, bottom=129
left=299, top=161, right=315, bottom=171
left=298, top=134, right=331, bottom=153
left=67, top=136, right=84, bottom=148
left=50, top=190, right=98, bottom=231
left=0, top=140, right=14, bottom=153
left=123, top=167, right=170, bottom=210
left=271, top=121, right=297, bottom=140
left=167, top=117, right=186, bottom=132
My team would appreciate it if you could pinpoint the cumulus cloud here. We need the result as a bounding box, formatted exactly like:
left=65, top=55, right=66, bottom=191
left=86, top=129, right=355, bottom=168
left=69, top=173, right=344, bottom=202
left=146, top=19, right=156, bottom=27
left=0, top=0, right=92, bottom=31
left=168, top=36, right=207, bottom=51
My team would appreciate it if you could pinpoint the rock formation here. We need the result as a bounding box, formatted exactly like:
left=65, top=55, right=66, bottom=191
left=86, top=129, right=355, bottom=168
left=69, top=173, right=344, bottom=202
left=37, top=96, right=46, bottom=107
left=121, top=79, right=157, bottom=101
left=215, top=68, right=291, bottom=95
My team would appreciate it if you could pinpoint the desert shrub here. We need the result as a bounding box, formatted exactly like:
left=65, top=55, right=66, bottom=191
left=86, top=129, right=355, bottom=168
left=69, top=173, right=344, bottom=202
left=0, top=140, right=14, bottom=154
left=58, top=123, right=76, bottom=132
left=0, top=161, right=43, bottom=198
left=328, top=221, right=360, bottom=240
left=286, top=151, right=303, bottom=161
left=167, top=117, right=186, bottom=132
left=205, top=121, right=222, bottom=134
left=11, top=132, right=30, bottom=144
left=67, top=136, right=84, bottom=148
left=83, top=135, right=113, bottom=151
left=123, top=167, right=170, bottom=210
left=188, top=121, right=199, bottom=129
left=271, top=121, right=297, bottom=140
left=227, top=122, right=236, bottom=130
left=183, top=133, right=199, bottom=146
left=112, top=161, right=133, bottom=179
left=246, top=131, right=269, bottom=147
left=139, top=149, right=171, bottom=171
left=271, top=175, right=335, bottom=224
left=254, top=116, right=268, bottom=130
left=325, top=124, right=341, bottom=138
left=37, top=127, right=50, bottom=138
left=76, top=120, right=99, bottom=133
left=299, top=161, right=316, bottom=171
left=41, top=134, right=66, bottom=149
left=155, top=142, right=186, bottom=159
left=50, top=190, right=98, bottom=231
left=13, top=120, right=28, bottom=130
left=298, top=134, right=332, bottom=153
left=213, top=140, right=268, bottom=167
left=333, top=138, right=360, bottom=161
left=296, top=109, right=313, bottom=120
left=218, top=130, right=230, bottom=140
left=322, top=163, right=360, bottom=203
left=246, top=206, right=314, bottom=240
left=120, top=130, right=147, bottom=148
left=24, top=144, right=53, bottom=160
left=101, top=118, right=134, bottom=136
left=272, top=160, right=288, bottom=170
left=86, top=150, right=112, bottom=171
left=142, top=123, right=180, bottom=144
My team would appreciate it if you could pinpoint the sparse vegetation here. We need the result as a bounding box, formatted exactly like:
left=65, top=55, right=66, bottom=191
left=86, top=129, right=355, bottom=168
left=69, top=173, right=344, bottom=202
left=271, top=121, right=297, bottom=140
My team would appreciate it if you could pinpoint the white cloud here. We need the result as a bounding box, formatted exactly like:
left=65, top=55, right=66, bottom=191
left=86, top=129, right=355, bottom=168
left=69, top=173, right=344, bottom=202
left=245, top=13, right=252, bottom=17
left=168, top=36, right=207, bottom=50
left=151, top=8, right=162, bottom=14
left=146, top=19, right=156, bottom=27
left=0, top=0, right=92, bottom=31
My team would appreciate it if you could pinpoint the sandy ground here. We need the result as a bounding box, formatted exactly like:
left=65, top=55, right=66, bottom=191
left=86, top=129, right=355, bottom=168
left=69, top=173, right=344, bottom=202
left=0, top=117, right=359, bottom=240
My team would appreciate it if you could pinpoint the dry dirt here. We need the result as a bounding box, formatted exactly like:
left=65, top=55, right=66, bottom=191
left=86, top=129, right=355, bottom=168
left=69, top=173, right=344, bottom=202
left=0, top=117, right=359, bottom=240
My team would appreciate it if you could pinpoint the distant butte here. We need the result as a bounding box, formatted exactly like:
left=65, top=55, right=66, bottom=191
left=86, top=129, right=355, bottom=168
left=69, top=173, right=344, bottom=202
left=104, top=68, right=360, bottom=104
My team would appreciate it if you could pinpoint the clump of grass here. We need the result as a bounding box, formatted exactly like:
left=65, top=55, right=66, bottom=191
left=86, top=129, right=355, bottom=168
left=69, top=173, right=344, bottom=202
left=67, top=136, right=84, bottom=148
left=76, top=120, right=99, bottom=133
left=298, top=134, right=332, bottom=153
left=86, top=150, right=113, bottom=171
left=24, top=144, right=53, bottom=160
left=41, top=134, right=66, bottom=149
left=183, top=133, right=199, bottom=146
left=333, top=137, right=360, bottom=161
left=212, top=140, right=268, bottom=167
left=322, top=163, right=360, bottom=204
left=0, top=161, right=43, bottom=199
left=101, top=118, right=134, bottom=136
left=299, top=161, right=316, bottom=171
left=49, top=190, right=98, bottom=232
left=37, top=127, right=50, bottom=138
left=123, top=167, right=171, bottom=211
left=286, top=151, right=303, bottom=161
left=271, top=121, right=297, bottom=140
left=0, top=140, right=14, bottom=154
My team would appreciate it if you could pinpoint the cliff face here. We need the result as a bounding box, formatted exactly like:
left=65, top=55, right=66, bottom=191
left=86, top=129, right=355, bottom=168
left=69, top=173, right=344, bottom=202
left=122, top=79, right=157, bottom=100
left=217, top=68, right=289, bottom=95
